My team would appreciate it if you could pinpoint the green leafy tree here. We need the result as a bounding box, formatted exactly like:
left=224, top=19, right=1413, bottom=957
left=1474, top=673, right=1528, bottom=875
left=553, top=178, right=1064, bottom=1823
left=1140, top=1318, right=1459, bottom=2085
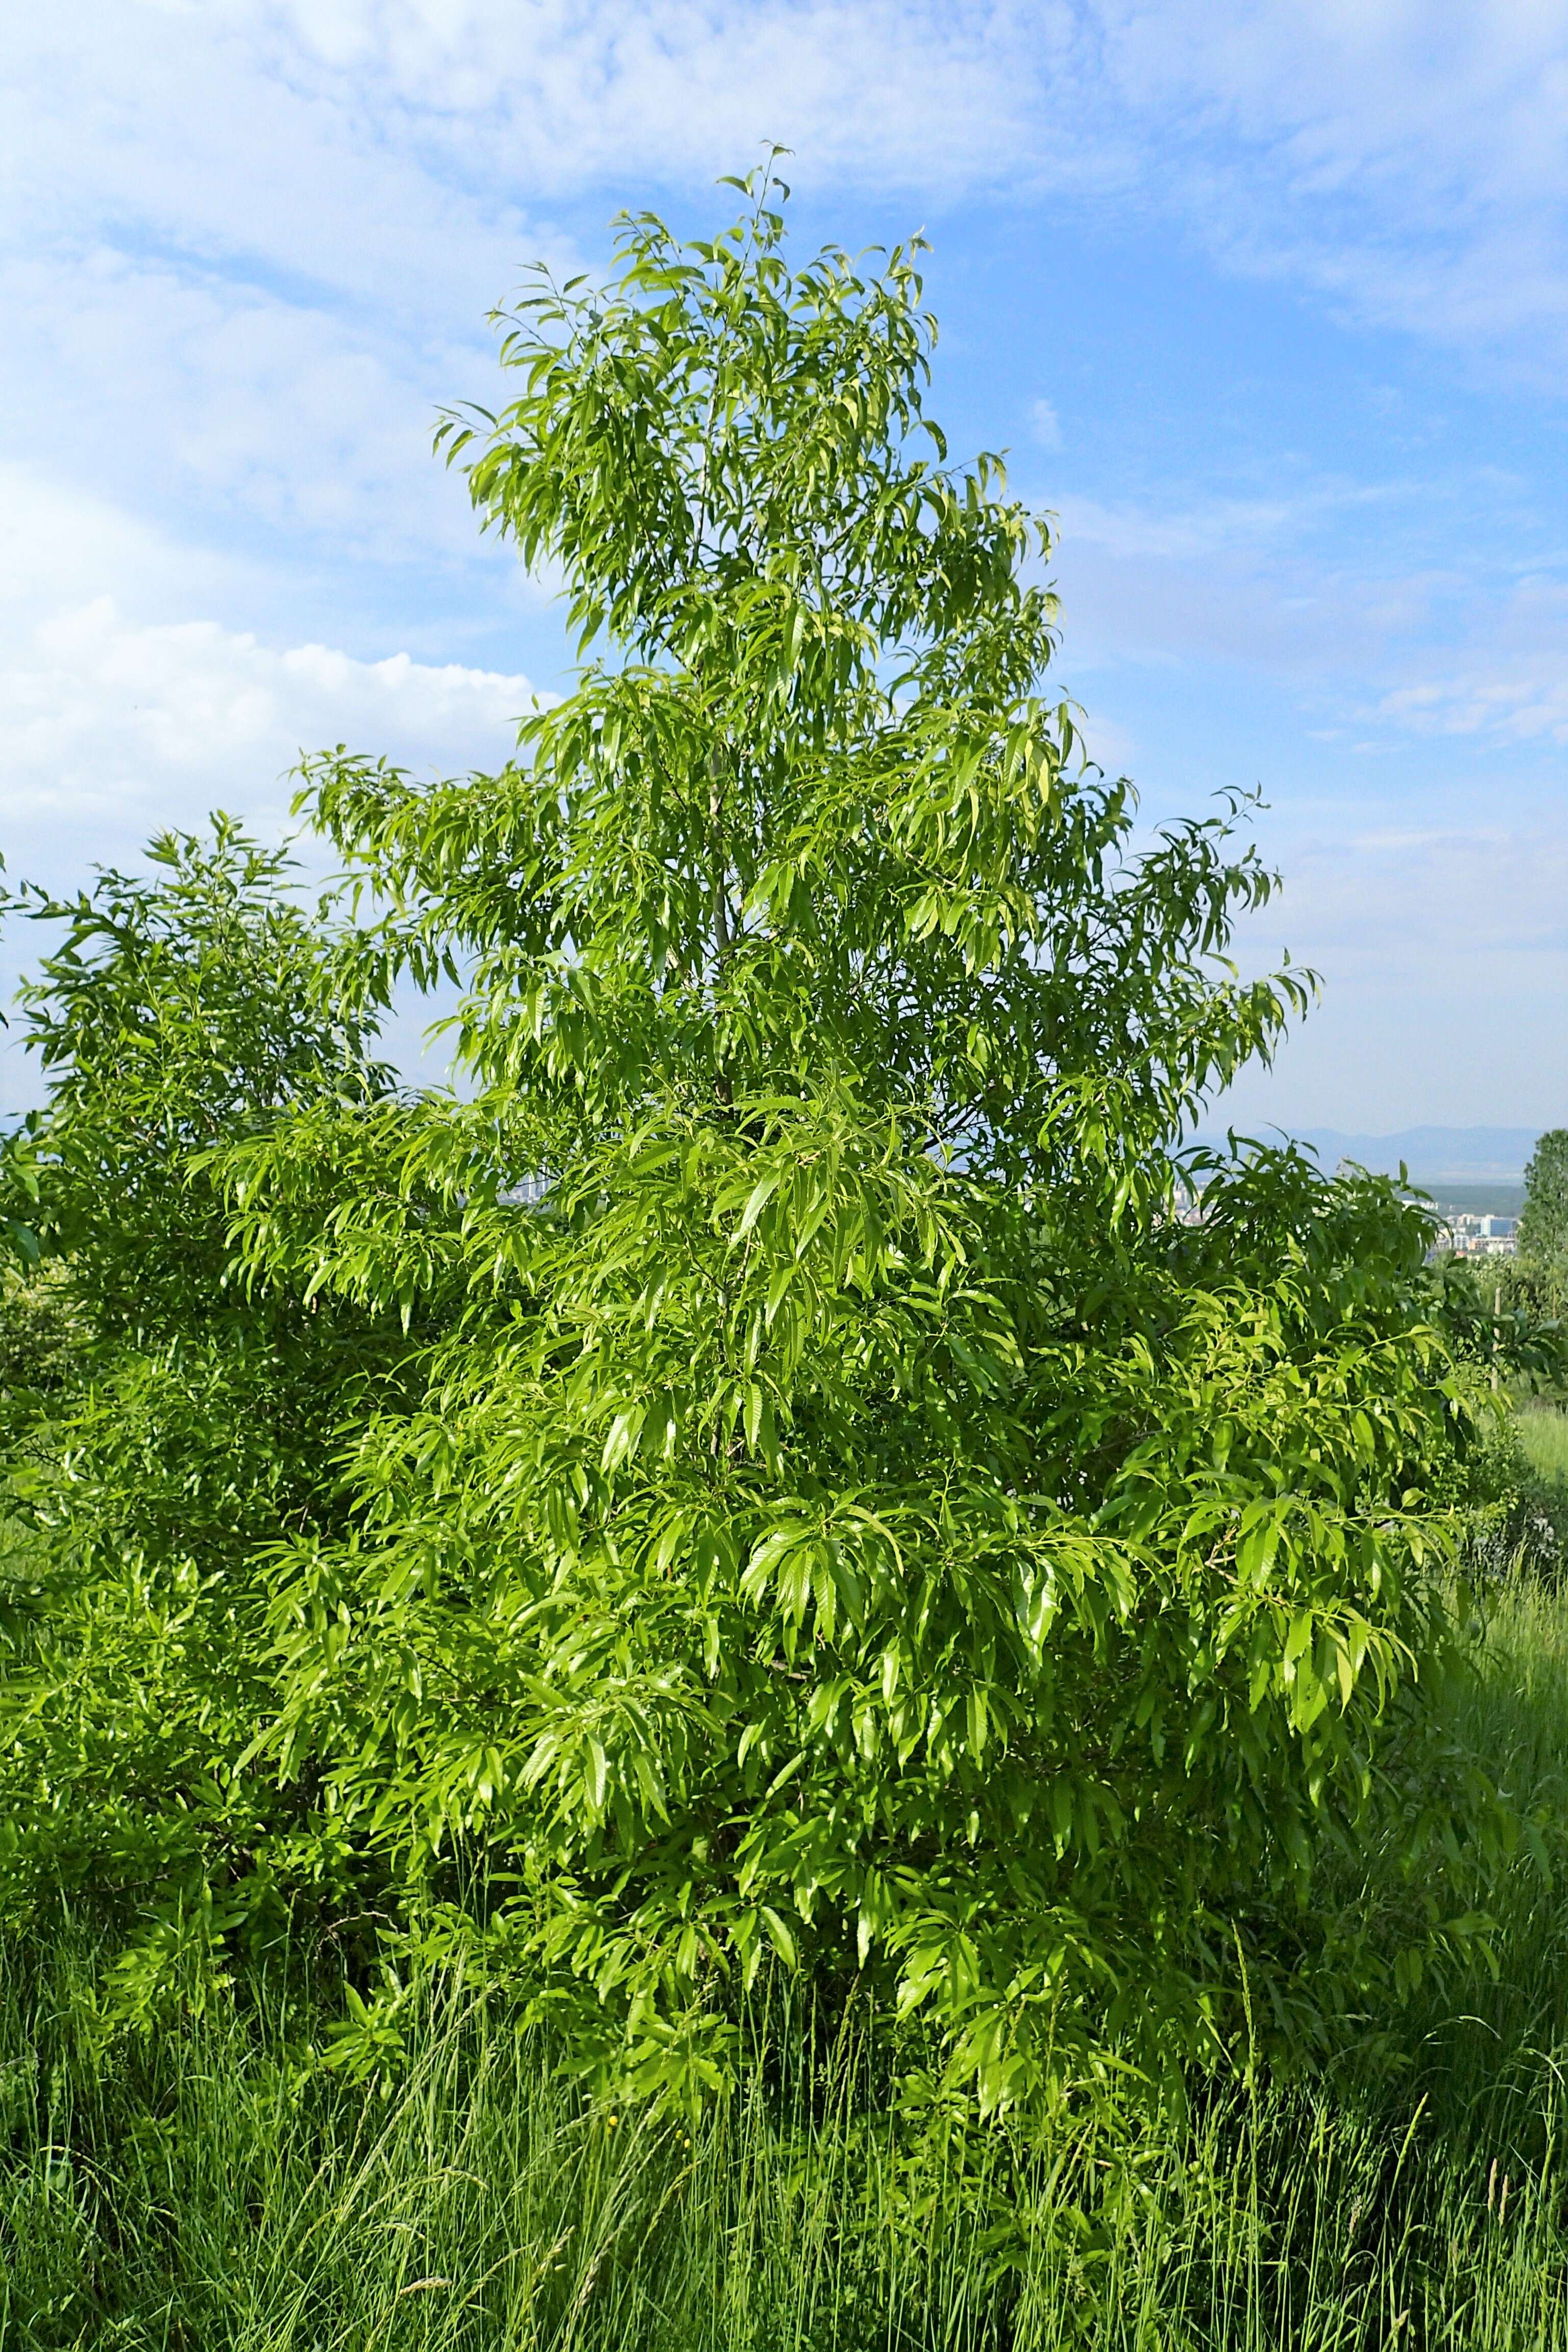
left=4, top=173, right=1489, bottom=2108
left=0, top=828, right=403, bottom=1957
left=200, top=171, right=1487, bottom=2111
left=1519, top=1129, right=1568, bottom=1265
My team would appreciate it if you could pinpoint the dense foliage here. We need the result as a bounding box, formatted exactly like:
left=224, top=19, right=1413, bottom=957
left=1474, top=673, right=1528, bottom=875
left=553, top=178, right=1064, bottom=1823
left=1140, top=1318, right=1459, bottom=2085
left=0, top=173, right=1501, bottom=2116
left=0, top=828, right=404, bottom=1984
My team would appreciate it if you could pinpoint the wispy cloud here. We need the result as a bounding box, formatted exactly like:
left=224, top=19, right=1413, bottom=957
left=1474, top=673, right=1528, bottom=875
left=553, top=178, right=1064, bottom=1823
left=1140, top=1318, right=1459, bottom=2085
left=1029, top=398, right=1064, bottom=449
left=1266, top=825, right=1568, bottom=961
left=1217, top=818, right=1568, bottom=1126
left=2, top=599, right=536, bottom=828
left=9, top=4, right=1568, bottom=610
left=11, top=4, right=1568, bottom=355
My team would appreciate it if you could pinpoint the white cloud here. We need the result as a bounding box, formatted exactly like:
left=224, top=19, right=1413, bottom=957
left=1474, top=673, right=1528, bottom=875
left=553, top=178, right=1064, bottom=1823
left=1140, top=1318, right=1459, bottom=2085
left=1267, top=825, right=1568, bottom=963
left=1214, top=818, right=1568, bottom=1128
left=1046, top=481, right=1458, bottom=678
left=1094, top=1, right=1568, bottom=361
left=5, top=0, right=1567, bottom=679
left=1029, top=398, right=1063, bottom=449
left=0, top=464, right=538, bottom=874
left=0, top=456, right=541, bottom=1105
left=188, top=0, right=1568, bottom=358
left=247, top=1, right=1081, bottom=200
left=0, top=462, right=236, bottom=626
left=1046, top=481, right=1568, bottom=765
left=1370, top=575, right=1568, bottom=744
left=0, top=241, right=495, bottom=568
left=9, top=3, right=1568, bottom=387
left=2, top=600, right=536, bottom=829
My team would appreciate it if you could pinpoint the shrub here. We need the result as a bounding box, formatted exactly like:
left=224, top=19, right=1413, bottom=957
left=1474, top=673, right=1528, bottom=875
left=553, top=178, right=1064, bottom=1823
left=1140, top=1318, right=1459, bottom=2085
left=1518, top=1129, right=1568, bottom=1268
left=1459, top=1410, right=1568, bottom=1588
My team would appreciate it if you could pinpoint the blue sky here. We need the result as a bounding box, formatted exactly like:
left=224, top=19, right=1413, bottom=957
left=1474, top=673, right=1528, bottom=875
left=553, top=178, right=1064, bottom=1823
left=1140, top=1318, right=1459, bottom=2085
left=3, top=1, right=1565, bottom=1131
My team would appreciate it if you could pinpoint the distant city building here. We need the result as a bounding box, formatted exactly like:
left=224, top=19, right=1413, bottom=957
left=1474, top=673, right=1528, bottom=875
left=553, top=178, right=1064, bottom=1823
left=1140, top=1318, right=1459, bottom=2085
left=1432, top=1208, right=1517, bottom=1260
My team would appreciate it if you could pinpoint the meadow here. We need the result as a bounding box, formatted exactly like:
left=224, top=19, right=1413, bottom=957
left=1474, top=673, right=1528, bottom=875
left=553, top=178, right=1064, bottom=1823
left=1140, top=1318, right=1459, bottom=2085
left=5, top=1419, right=1568, bottom=2351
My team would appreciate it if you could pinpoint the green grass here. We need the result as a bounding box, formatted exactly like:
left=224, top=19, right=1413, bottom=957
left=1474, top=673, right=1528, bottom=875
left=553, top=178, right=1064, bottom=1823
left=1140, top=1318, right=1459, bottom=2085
left=1517, top=1405, right=1568, bottom=1490
left=6, top=1576, right=1568, bottom=2349
left=7, top=1963, right=1568, bottom=2351
left=6, top=1966, right=1568, bottom=2350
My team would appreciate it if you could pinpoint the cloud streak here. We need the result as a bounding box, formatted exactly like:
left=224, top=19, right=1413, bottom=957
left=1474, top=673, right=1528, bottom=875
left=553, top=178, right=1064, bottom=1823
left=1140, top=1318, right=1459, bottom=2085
left=12, top=3, right=1568, bottom=358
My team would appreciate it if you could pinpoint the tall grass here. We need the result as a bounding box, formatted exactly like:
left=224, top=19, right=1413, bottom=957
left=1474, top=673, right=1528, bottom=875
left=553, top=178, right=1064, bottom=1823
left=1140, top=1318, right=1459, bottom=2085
left=7, top=1963, right=1568, bottom=2351
left=5, top=1573, right=1568, bottom=2349
left=1517, top=1405, right=1568, bottom=1491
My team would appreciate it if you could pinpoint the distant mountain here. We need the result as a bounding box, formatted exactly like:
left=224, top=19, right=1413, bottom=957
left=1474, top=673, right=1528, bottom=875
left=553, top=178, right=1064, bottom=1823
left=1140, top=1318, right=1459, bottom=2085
left=1191, top=1126, right=1545, bottom=1182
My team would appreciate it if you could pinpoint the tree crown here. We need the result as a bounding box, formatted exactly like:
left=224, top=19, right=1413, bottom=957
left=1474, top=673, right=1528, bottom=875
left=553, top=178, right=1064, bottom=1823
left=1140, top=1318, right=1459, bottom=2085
left=1520, top=1129, right=1568, bottom=1264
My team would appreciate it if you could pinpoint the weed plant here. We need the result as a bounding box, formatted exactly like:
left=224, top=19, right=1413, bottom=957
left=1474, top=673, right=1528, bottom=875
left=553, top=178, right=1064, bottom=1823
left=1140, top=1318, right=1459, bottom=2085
left=5, top=1948, right=1568, bottom=2350
left=3, top=1950, right=1566, bottom=2349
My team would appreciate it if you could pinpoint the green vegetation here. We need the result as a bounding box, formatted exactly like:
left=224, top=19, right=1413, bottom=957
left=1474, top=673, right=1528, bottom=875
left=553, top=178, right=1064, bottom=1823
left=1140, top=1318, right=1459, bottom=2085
left=1519, top=1407, right=1568, bottom=1489
left=1520, top=1132, right=1568, bottom=1266
left=4, top=1562, right=1568, bottom=2348
left=4, top=169, right=1568, bottom=2341
left=1430, top=1185, right=1527, bottom=1221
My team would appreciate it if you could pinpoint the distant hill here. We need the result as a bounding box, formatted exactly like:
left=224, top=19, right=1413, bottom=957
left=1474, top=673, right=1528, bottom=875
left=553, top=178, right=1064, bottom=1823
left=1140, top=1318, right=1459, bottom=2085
left=1191, top=1126, right=1544, bottom=1183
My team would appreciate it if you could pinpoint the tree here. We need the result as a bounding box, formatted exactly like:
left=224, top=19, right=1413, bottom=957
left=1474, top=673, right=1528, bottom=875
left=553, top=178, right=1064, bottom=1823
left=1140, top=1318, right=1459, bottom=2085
left=1519, top=1129, right=1568, bottom=1265
left=0, top=829, right=404, bottom=1965
left=5, top=171, right=1487, bottom=2110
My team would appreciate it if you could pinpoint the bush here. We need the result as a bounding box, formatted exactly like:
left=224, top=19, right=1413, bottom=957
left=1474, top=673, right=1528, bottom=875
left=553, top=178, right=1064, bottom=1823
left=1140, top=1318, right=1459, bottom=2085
left=1518, top=1129, right=1568, bottom=1267
left=0, top=828, right=403, bottom=1969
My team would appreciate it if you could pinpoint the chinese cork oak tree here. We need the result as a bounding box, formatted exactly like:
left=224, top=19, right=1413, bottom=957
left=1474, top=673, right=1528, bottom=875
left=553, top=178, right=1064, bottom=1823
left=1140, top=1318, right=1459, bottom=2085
left=215, top=166, right=1483, bottom=2116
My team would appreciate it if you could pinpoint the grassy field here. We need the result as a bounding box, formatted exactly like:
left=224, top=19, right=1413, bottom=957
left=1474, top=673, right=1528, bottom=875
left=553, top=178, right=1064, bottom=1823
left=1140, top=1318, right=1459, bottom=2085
left=1518, top=1404, right=1568, bottom=1490
left=6, top=1490, right=1568, bottom=2347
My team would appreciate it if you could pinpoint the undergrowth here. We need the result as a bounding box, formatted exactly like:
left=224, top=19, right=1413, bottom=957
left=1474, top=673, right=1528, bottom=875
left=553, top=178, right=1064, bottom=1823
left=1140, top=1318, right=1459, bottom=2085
left=4, top=1560, right=1568, bottom=2350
